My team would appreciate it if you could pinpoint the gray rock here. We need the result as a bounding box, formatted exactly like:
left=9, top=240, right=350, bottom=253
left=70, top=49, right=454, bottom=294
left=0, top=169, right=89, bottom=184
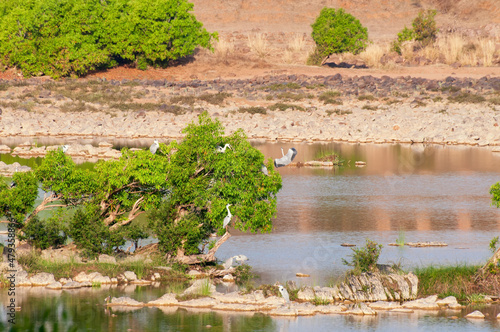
left=123, top=271, right=137, bottom=281
left=147, top=293, right=179, bottom=306
left=30, top=272, right=56, bottom=286
left=62, top=281, right=83, bottom=289
left=297, top=287, right=315, bottom=301
left=46, top=282, right=62, bottom=290
left=465, top=310, right=485, bottom=319
left=109, top=297, right=144, bottom=307
left=178, top=297, right=218, bottom=308
left=183, top=279, right=215, bottom=295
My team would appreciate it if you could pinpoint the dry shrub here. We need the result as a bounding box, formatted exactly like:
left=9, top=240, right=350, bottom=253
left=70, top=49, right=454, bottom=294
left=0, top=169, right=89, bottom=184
left=359, top=44, right=386, bottom=68
left=400, top=41, right=418, bottom=62
left=478, top=38, right=496, bottom=67
left=213, top=37, right=235, bottom=62
left=438, top=34, right=464, bottom=64
left=287, top=33, right=305, bottom=52
left=248, top=33, right=269, bottom=58
left=422, top=44, right=441, bottom=62
left=283, top=50, right=294, bottom=64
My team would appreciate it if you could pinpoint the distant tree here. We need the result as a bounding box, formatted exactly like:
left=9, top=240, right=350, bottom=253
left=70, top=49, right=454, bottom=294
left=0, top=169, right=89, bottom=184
left=309, top=8, right=368, bottom=65
left=391, top=9, right=438, bottom=54
left=480, top=183, right=500, bottom=274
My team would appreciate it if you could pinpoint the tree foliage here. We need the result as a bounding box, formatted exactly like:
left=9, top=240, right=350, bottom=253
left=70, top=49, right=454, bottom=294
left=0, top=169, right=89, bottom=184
left=491, top=182, right=500, bottom=208
left=342, top=239, right=383, bottom=274
left=391, top=9, right=438, bottom=54
left=0, top=0, right=216, bottom=77
left=150, top=113, right=282, bottom=258
left=1, top=113, right=282, bottom=261
left=309, top=8, right=368, bottom=65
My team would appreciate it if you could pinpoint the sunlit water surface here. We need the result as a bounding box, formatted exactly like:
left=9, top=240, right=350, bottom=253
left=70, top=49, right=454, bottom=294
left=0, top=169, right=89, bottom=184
left=2, top=140, right=500, bottom=331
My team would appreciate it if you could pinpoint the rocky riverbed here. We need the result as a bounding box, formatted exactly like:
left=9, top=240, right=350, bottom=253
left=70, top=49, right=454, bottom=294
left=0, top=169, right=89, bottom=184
left=0, top=74, right=499, bottom=147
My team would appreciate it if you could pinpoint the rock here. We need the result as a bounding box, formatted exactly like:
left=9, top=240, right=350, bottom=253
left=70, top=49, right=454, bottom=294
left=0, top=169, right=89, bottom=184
left=111, top=278, right=118, bottom=284
left=390, top=308, right=414, bottom=313
left=93, top=275, right=112, bottom=284
left=402, top=295, right=440, bottom=310
left=436, top=296, right=458, bottom=306
left=368, top=301, right=402, bottom=310
left=16, top=271, right=32, bottom=286
left=147, top=293, right=179, bottom=306
left=268, top=307, right=298, bottom=316
left=98, top=254, right=117, bottom=264
left=297, top=287, right=315, bottom=301
left=315, top=304, right=347, bottom=314
left=130, top=279, right=152, bottom=285
left=183, top=279, right=215, bottom=295
left=296, top=273, right=310, bottom=277
left=123, top=271, right=137, bottom=281
left=46, top=282, right=63, bottom=290
left=30, top=272, right=56, bottom=286
left=59, top=278, right=72, bottom=285
left=62, top=281, right=83, bottom=289
left=212, top=303, right=262, bottom=311
left=465, top=310, right=485, bottom=319
left=222, top=274, right=235, bottom=282
left=178, top=297, right=218, bottom=308
left=108, top=297, right=144, bottom=307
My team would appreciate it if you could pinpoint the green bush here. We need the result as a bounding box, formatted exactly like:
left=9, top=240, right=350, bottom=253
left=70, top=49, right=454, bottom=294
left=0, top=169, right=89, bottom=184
left=342, top=239, right=382, bottom=274
left=0, top=0, right=216, bottom=78
left=19, top=213, right=67, bottom=250
left=309, top=8, right=368, bottom=65
left=391, top=9, right=438, bottom=54
left=412, top=9, right=438, bottom=46
left=69, top=206, right=125, bottom=258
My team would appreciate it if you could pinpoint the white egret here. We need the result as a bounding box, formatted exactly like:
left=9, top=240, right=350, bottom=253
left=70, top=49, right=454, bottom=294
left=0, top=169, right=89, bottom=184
left=222, top=204, right=232, bottom=229
left=261, top=164, right=269, bottom=176
left=216, top=144, right=232, bottom=153
left=61, top=145, right=69, bottom=154
left=274, top=147, right=297, bottom=168
left=150, top=139, right=159, bottom=154
left=278, top=285, right=290, bottom=305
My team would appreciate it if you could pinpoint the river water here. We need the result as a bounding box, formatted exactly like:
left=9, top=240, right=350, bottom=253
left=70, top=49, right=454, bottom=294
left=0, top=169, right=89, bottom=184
left=2, top=141, right=500, bottom=331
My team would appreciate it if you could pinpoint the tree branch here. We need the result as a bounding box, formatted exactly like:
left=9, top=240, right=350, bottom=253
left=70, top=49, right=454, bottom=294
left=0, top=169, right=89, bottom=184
left=172, top=232, right=231, bottom=265
left=25, top=193, right=65, bottom=225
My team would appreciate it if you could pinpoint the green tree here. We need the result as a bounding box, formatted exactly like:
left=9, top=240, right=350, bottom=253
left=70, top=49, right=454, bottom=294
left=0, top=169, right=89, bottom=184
left=309, top=8, right=368, bottom=65
left=149, top=113, right=282, bottom=263
left=391, top=9, right=438, bottom=54
left=0, top=171, right=38, bottom=227
left=0, top=0, right=216, bottom=77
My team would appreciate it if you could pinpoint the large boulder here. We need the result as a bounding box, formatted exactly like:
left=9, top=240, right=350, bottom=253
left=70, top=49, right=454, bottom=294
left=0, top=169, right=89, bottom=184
left=30, top=272, right=56, bottom=286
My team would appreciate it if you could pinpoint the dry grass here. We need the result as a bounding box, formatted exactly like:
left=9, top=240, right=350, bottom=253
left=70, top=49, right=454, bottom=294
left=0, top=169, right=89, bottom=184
left=479, top=38, right=496, bottom=67
left=359, top=44, right=386, bottom=68
left=248, top=33, right=269, bottom=58
left=287, top=33, right=306, bottom=52
left=213, top=37, right=235, bottom=63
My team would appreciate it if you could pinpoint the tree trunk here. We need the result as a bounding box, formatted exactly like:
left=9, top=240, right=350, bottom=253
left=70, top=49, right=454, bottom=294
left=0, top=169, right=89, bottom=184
left=479, top=247, right=500, bottom=274
left=174, top=232, right=231, bottom=265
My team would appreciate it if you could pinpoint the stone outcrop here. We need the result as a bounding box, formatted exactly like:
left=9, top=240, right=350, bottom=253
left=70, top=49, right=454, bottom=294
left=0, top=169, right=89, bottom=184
left=29, top=272, right=56, bottom=286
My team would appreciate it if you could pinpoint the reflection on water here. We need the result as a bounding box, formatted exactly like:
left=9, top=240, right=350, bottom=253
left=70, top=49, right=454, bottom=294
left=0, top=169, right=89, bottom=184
left=2, top=141, right=500, bottom=331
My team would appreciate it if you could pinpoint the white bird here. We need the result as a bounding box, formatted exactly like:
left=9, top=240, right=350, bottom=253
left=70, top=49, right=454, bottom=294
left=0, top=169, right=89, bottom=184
left=216, top=144, right=232, bottom=153
left=278, top=285, right=290, bottom=304
left=222, top=204, right=232, bottom=229
left=234, top=254, right=248, bottom=265
left=261, top=164, right=269, bottom=176
left=61, top=145, right=69, bottom=154
left=223, top=254, right=249, bottom=269
left=150, top=139, right=159, bottom=154
left=274, top=147, right=297, bottom=168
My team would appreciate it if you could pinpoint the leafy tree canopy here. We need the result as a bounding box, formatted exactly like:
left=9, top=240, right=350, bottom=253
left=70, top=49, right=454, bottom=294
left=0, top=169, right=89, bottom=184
left=0, top=0, right=217, bottom=77
left=1, top=113, right=282, bottom=262
left=310, top=8, right=368, bottom=64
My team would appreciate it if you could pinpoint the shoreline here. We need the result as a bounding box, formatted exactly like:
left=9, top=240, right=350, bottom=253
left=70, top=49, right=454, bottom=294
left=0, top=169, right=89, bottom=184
left=0, top=73, right=499, bottom=148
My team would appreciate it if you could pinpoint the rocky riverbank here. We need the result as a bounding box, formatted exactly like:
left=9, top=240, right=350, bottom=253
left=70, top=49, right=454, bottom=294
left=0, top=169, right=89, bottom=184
left=0, top=74, right=499, bottom=146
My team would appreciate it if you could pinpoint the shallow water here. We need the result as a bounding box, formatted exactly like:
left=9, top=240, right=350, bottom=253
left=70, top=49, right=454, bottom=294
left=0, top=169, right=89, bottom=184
left=2, top=141, right=500, bottom=331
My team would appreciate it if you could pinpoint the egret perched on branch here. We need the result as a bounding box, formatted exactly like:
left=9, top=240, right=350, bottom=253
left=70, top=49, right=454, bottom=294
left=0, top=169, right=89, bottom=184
left=278, top=285, right=290, bottom=306
left=223, top=254, right=249, bottom=269
left=274, top=147, right=297, bottom=168
left=61, top=145, right=69, bottom=154
left=150, top=139, right=159, bottom=155
left=223, top=204, right=232, bottom=230
left=216, top=144, right=232, bottom=153
left=261, top=164, right=269, bottom=176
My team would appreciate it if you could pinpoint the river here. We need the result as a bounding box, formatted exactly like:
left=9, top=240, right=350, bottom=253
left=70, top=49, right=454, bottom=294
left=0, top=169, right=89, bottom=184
left=2, top=141, right=500, bottom=331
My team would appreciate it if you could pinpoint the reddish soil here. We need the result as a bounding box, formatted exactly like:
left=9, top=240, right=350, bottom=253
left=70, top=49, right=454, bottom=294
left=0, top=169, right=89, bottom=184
left=0, top=0, right=498, bottom=82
